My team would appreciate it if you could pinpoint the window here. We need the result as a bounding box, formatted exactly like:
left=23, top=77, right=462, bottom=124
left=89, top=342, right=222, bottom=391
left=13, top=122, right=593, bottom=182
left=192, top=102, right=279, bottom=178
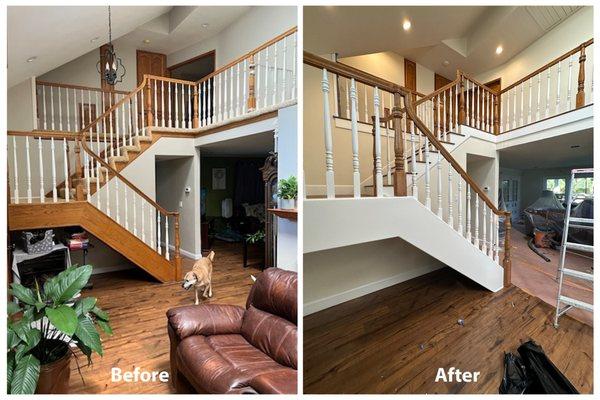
left=545, top=178, right=566, bottom=200
left=572, top=177, right=594, bottom=198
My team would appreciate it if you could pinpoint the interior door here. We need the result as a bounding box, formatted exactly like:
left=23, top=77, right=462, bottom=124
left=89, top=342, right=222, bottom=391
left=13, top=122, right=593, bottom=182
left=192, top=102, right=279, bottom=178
left=137, top=50, right=168, bottom=122
left=404, top=59, right=417, bottom=96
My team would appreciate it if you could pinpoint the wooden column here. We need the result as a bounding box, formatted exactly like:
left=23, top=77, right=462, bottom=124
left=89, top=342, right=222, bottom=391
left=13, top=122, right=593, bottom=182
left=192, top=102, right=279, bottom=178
left=144, top=78, right=153, bottom=128
left=392, top=93, right=407, bottom=197
left=503, top=212, right=512, bottom=287
left=74, top=138, right=84, bottom=201
left=247, top=54, right=257, bottom=111
left=576, top=45, right=587, bottom=108
left=193, top=85, right=199, bottom=128
left=433, top=95, right=439, bottom=137
left=493, top=93, right=500, bottom=135
left=173, top=214, right=182, bottom=280
left=458, top=72, right=465, bottom=125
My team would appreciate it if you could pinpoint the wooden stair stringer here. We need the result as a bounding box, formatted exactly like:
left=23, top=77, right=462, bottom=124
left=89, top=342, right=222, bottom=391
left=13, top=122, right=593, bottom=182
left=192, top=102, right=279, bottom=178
left=8, top=201, right=175, bottom=283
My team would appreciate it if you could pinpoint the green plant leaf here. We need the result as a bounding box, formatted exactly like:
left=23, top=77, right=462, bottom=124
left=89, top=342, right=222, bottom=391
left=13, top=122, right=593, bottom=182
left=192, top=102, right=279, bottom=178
left=91, top=306, right=109, bottom=321
left=74, top=297, right=97, bottom=316
left=10, top=284, right=37, bottom=305
left=73, top=336, right=93, bottom=366
left=96, top=319, right=113, bottom=335
left=7, top=351, right=15, bottom=390
left=46, top=306, right=78, bottom=336
left=11, top=319, right=32, bottom=344
left=10, top=354, right=40, bottom=394
left=8, top=329, right=21, bottom=349
left=45, top=265, right=92, bottom=304
left=75, top=315, right=103, bottom=356
left=8, top=301, right=21, bottom=316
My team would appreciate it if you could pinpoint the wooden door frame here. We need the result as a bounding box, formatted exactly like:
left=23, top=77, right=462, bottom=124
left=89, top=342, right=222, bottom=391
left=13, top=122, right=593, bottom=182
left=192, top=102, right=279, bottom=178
left=136, top=49, right=168, bottom=84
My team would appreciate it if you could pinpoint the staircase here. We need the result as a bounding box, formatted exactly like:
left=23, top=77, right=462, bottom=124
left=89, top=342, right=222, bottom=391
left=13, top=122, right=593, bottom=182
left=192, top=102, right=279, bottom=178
left=8, top=28, right=298, bottom=283
left=303, top=52, right=512, bottom=290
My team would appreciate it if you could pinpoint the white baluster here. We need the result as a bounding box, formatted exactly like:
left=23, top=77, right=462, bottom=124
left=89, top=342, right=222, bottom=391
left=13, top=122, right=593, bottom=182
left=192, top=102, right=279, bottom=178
left=63, top=138, right=69, bottom=202
left=84, top=152, right=91, bottom=202
left=410, top=118, right=417, bottom=199
left=345, top=79, right=350, bottom=119
left=181, top=83, right=186, bottom=127
left=115, top=178, right=119, bottom=223
left=133, top=93, right=139, bottom=138
left=38, top=137, right=45, bottom=203
left=374, top=87, right=383, bottom=197
left=125, top=188, right=129, bottom=231
left=224, top=70, right=230, bottom=119
left=545, top=68, right=551, bottom=118
left=256, top=51, right=261, bottom=110
left=165, top=216, right=170, bottom=261
left=13, top=136, right=19, bottom=204
left=141, top=202, right=146, bottom=243
left=133, top=193, right=137, bottom=236
left=25, top=136, right=32, bottom=203
left=466, top=186, right=472, bottom=241
left=424, top=136, right=431, bottom=210
left=161, top=81, right=165, bottom=127
left=350, top=79, right=360, bottom=198
left=188, top=85, right=192, bottom=128
left=174, top=83, right=179, bottom=128
left=520, top=83, right=524, bottom=127
left=528, top=78, right=533, bottom=124
left=437, top=150, right=443, bottom=218
left=494, top=214, right=500, bottom=263
left=567, top=54, right=573, bottom=110
left=157, top=212, right=162, bottom=255
left=105, top=169, right=110, bottom=217
left=474, top=196, right=480, bottom=247
left=229, top=67, right=234, bottom=117
left=218, top=74, right=223, bottom=122
left=489, top=208, right=494, bottom=257
left=457, top=178, right=463, bottom=235
left=96, top=159, right=100, bottom=209
left=50, top=87, right=55, bottom=131
left=236, top=64, right=241, bottom=116
left=57, top=88, right=63, bottom=131
left=42, top=86, right=47, bottom=130
left=66, top=88, right=70, bottom=132
left=51, top=138, right=57, bottom=202
left=263, top=46, right=269, bottom=109
left=321, top=69, right=335, bottom=198
left=154, top=80, right=158, bottom=126
left=482, top=203, right=487, bottom=254
left=447, top=169, right=453, bottom=227
left=363, top=84, right=369, bottom=122
left=536, top=73, right=541, bottom=121
left=127, top=99, right=133, bottom=146
left=503, top=91, right=509, bottom=131
left=281, top=36, right=287, bottom=102
left=272, top=42, right=278, bottom=106
left=556, top=61, right=561, bottom=114
left=512, top=87, right=517, bottom=129
left=168, top=83, right=172, bottom=127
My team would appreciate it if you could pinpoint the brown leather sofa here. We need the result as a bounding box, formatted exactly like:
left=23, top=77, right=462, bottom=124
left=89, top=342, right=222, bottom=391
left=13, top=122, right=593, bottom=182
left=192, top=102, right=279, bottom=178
left=167, top=267, right=297, bottom=394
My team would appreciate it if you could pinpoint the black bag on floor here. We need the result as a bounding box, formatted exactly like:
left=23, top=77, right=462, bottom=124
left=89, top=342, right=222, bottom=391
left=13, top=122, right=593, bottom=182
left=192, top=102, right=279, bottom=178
left=499, top=352, right=528, bottom=394
left=517, top=340, right=578, bottom=394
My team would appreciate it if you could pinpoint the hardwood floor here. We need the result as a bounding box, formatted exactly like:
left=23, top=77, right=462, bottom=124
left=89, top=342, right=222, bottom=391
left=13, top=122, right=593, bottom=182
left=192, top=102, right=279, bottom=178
left=69, top=240, right=262, bottom=394
left=510, top=229, right=593, bottom=326
left=304, top=268, right=593, bottom=394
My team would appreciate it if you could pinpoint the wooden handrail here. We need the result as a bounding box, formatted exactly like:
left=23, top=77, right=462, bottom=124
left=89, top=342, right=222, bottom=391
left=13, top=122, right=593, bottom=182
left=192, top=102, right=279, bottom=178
left=36, top=80, right=129, bottom=95
left=8, top=130, right=79, bottom=140
left=145, top=75, right=196, bottom=86
left=304, top=51, right=407, bottom=95
left=404, top=95, right=508, bottom=217
left=196, top=26, right=298, bottom=85
left=461, top=72, right=500, bottom=95
left=501, top=38, right=593, bottom=94
left=414, top=77, right=459, bottom=107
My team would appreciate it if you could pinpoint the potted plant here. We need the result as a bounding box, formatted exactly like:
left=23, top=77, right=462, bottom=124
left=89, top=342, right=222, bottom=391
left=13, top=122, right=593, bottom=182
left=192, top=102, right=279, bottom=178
left=278, top=176, right=298, bottom=210
left=7, top=265, right=112, bottom=394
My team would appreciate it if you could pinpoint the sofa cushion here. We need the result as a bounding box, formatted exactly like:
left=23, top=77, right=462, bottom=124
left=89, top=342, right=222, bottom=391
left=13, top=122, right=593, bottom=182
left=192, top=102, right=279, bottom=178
left=246, top=268, right=297, bottom=324
left=241, top=306, right=297, bottom=369
left=177, top=334, right=294, bottom=394
left=167, top=304, right=245, bottom=340
left=248, top=369, right=298, bottom=394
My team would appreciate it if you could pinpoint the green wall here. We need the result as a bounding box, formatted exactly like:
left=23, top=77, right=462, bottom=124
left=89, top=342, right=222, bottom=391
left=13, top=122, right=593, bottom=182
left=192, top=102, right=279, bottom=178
left=201, top=156, right=265, bottom=218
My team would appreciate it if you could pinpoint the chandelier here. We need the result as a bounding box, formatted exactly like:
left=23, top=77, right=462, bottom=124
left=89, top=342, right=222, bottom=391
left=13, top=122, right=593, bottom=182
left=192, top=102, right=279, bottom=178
left=97, top=6, right=126, bottom=85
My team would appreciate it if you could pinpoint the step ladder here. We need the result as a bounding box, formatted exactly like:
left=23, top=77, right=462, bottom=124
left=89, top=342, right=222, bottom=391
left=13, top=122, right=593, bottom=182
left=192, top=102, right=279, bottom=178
left=554, top=168, right=593, bottom=328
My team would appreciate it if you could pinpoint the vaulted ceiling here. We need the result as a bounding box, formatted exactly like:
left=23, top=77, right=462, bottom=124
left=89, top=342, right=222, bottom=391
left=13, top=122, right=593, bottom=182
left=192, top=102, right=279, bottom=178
left=304, top=6, right=583, bottom=80
left=7, top=6, right=250, bottom=88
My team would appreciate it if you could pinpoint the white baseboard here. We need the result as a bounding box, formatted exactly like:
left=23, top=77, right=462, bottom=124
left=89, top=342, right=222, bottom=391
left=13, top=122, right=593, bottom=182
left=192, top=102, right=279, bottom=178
left=303, top=264, right=443, bottom=315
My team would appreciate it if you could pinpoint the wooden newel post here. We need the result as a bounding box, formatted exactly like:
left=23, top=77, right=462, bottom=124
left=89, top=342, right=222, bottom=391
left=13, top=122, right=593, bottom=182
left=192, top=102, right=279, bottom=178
left=371, top=116, right=378, bottom=197
left=173, top=214, right=182, bottom=280
left=247, top=54, right=257, bottom=111
left=392, top=92, right=407, bottom=197
left=493, top=93, right=500, bottom=135
left=503, top=212, right=512, bottom=287
left=144, top=77, right=153, bottom=128
left=458, top=72, right=466, bottom=125
left=193, top=85, right=199, bottom=128
left=576, top=45, right=587, bottom=108
left=74, top=138, right=84, bottom=201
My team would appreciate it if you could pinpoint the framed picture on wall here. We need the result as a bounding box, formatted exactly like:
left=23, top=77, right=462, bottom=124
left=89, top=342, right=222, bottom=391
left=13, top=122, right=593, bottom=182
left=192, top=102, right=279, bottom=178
left=212, top=168, right=226, bottom=190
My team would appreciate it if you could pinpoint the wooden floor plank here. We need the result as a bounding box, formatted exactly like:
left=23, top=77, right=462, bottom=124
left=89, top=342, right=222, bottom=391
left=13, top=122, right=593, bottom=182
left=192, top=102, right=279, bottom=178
left=68, top=240, right=262, bottom=394
left=303, top=268, right=593, bottom=394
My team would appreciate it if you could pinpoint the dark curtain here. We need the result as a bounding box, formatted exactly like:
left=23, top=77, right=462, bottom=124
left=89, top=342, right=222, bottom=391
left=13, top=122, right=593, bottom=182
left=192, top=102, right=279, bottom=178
left=233, top=159, right=265, bottom=215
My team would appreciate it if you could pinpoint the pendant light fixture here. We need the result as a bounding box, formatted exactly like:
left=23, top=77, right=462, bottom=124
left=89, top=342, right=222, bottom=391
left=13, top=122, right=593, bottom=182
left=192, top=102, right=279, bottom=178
left=96, top=6, right=126, bottom=85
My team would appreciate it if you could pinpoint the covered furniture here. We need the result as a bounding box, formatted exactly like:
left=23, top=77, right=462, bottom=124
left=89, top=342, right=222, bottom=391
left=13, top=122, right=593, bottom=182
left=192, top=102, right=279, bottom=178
left=167, top=268, right=297, bottom=394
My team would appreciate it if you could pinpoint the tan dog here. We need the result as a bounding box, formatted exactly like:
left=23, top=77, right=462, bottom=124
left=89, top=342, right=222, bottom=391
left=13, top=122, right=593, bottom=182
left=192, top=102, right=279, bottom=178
left=182, top=251, right=214, bottom=305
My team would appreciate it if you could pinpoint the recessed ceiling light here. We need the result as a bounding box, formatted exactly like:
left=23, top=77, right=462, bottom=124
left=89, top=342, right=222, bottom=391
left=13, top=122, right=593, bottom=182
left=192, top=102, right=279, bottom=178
left=403, top=20, right=411, bottom=31
left=496, top=45, right=503, bottom=55
left=90, top=36, right=99, bottom=43
left=143, top=39, right=151, bottom=44
left=26, top=56, right=37, bottom=63
left=201, top=23, right=209, bottom=28
left=442, top=60, right=450, bottom=67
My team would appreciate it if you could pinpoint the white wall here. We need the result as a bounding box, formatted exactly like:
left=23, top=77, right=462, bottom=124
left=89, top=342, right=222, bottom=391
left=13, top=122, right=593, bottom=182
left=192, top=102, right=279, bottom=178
left=8, top=78, right=36, bottom=131
left=476, top=7, right=593, bottom=88
left=168, top=6, right=297, bottom=69
left=276, top=105, right=298, bottom=272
